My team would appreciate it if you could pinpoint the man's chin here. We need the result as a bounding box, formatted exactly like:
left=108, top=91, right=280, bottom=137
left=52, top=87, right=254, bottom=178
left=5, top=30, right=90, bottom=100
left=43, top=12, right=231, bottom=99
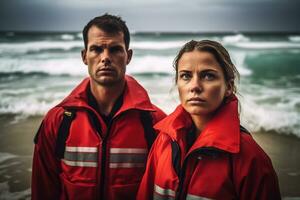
left=94, top=77, right=124, bottom=87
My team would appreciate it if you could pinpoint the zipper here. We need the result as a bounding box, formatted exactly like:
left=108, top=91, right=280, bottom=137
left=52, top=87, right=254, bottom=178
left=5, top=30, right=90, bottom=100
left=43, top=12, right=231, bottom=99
left=175, top=150, right=196, bottom=200
left=176, top=147, right=217, bottom=200
left=99, top=121, right=113, bottom=200
left=83, top=107, right=110, bottom=200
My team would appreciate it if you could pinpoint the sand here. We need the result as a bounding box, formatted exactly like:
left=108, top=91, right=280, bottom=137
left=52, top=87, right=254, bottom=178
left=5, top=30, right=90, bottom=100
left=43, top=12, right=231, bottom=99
left=0, top=114, right=299, bottom=199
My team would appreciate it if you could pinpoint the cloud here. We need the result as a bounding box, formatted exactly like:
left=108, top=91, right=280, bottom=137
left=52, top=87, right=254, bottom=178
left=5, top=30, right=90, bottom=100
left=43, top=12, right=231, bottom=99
left=0, top=0, right=299, bottom=32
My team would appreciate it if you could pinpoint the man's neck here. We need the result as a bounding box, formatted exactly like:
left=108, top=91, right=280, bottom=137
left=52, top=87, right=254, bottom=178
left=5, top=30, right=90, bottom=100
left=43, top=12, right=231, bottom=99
left=90, top=80, right=125, bottom=116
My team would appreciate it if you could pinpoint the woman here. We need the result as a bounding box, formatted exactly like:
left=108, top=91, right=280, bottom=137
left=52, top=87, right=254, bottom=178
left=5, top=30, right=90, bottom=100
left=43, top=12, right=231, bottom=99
left=137, top=40, right=281, bottom=200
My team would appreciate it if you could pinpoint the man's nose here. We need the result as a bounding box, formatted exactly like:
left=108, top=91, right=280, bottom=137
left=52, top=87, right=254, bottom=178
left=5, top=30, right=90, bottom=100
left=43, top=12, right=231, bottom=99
left=190, top=77, right=202, bottom=93
left=101, top=49, right=111, bottom=65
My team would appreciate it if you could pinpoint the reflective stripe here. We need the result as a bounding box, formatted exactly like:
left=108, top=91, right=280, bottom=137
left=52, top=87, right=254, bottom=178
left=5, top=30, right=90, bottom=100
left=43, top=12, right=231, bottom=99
left=153, top=192, right=175, bottom=200
left=110, top=148, right=147, bottom=154
left=110, top=154, right=146, bottom=163
left=186, top=194, right=214, bottom=200
left=65, top=146, right=98, bottom=153
left=109, top=163, right=145, bottom=168
left=64, top=151, right=98, bottom=162
left=109, top=148, right=147, bottom=168
left=154, top=184, right=176, bottom=197
left=62, top=159, right=97, bottom=167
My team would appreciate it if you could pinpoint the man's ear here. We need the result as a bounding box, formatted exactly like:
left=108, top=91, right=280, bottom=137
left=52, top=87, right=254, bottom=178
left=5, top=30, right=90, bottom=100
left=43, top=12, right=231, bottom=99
left=126, top=49, right=133, bottom=65
left=225, top=79, right=234, bottom=97
left=81, top=49, right=87, bottom=65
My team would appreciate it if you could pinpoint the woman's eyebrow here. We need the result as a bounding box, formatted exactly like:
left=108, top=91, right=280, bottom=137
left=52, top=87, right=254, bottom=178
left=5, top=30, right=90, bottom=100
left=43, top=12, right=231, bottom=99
left=178, top=69, right=191, bottom=73
left=200, top=69, right=218, bottom=73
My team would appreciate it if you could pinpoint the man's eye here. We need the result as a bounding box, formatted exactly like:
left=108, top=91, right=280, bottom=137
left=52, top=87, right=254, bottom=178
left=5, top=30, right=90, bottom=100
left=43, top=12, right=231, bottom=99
left=110, top=47, right=123, bottom=53
left=90, top=46, right=103, bottom=52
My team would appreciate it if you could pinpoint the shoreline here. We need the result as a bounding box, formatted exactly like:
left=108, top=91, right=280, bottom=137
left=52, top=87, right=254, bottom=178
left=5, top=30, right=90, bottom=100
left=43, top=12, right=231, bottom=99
left=0, top=115, right=299, bottom=198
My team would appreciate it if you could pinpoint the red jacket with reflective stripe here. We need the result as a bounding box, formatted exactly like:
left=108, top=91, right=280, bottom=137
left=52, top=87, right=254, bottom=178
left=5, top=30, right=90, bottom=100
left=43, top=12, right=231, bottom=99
left=31, top=75, right=166, bottom=200
left=137, top=96, right=281, bottom=200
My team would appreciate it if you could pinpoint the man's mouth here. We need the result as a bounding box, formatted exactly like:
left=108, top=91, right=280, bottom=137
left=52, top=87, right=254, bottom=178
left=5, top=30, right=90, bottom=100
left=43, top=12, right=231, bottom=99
left=96, top=66, right=115, bottom=75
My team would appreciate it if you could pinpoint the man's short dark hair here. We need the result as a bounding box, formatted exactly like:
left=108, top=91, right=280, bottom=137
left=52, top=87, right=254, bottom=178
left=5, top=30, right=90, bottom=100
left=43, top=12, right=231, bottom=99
left=82, top=14, right=130, bottom=50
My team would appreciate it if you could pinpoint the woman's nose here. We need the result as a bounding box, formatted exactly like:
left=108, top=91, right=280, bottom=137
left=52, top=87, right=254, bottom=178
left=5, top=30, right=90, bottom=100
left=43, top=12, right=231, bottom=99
left=190, top=77, right=202, bottom=93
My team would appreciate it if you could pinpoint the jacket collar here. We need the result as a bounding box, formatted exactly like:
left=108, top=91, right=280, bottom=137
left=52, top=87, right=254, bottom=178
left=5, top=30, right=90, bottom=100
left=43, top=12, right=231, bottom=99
left=154, top=96, right=240, bottom=153
left=57, top=75, right=155, bottom=113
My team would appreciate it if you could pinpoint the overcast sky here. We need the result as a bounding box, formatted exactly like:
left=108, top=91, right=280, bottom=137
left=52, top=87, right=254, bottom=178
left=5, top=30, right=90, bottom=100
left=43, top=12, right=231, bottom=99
left=0, top=0, right=299, bottom=32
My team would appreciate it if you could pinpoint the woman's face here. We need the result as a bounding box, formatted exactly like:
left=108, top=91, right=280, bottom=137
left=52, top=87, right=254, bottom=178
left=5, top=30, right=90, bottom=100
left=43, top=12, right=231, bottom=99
left=177, top=50, right=232, bottom=117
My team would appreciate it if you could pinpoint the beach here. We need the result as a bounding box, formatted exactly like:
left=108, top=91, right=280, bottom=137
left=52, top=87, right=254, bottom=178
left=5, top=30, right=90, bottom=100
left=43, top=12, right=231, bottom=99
left=0, top=114, right=299, bottom=199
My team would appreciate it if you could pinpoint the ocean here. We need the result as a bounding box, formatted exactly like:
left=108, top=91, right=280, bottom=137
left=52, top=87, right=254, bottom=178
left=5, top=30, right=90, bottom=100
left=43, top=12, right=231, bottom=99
left=1, top=32, right=300, bottom=136
left=0, top=32, right=300, bottom=199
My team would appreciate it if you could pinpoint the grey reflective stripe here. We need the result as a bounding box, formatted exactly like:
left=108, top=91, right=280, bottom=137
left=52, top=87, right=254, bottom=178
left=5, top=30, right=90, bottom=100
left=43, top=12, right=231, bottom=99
left=110, top=154, right=146, bottom=163
left=110, top=148, right=148, bottom=154
left=66, top=146, right=98, bottom=152
left=62, top=159, right=98, bottom=167
left=153, top=192, right=175, bottom=200
left=154, top=184, right=176, bottom=198
left=63, top=146, right=98, bottom=167
left=186, top=194, right=214, bottom=200
left=109, top=163, right=145, bottom=168
left=109, top=148, right=148, bottom=168
left=64, top=151, right=98, bottom=162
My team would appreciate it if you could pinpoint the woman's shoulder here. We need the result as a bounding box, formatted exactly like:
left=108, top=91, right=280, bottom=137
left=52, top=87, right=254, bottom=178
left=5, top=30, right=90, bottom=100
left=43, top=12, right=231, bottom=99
left=154, top=131, right=174, bottom=148
left=234, top=131, right=274, bottom=169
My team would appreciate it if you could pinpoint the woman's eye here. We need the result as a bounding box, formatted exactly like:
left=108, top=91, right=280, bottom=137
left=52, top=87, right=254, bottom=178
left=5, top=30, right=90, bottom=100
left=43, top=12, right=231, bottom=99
left=180, top=73, right=191, bottom=80
left=202, top=73, right=215, bottom=81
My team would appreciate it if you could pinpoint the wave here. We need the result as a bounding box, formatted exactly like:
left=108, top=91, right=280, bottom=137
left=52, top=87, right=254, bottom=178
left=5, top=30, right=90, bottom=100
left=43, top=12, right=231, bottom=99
left=230, top=41, right=300, bottom=49
left=222, top=34, right=250, bottom=43
left=239, top=84, right=300, bottom=138
left=0, top=52, right=252, bottom=77
left=131, top=41, right=185, bottom=50
left=0, top=41, right=83, bottom=54
left=0, top=57, right=87, bottom=76
left=61, top=34, right=75, bottom=41
left=1, top=39, right=300, bottom=56
left=0, top=71, right=73, bottom=80
left=289, top=35, right=300, bottom=42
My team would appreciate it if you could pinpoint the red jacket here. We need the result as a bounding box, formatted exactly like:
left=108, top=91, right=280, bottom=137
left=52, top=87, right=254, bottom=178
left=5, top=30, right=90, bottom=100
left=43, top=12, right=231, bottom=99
left=32, top=75, right=166, bottom=200
left=137, top=96, right=281, bottom=200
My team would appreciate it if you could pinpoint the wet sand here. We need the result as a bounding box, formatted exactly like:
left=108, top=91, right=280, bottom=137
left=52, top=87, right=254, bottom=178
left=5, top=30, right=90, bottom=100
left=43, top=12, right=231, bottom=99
left=0, top=114, right=300, bottom=199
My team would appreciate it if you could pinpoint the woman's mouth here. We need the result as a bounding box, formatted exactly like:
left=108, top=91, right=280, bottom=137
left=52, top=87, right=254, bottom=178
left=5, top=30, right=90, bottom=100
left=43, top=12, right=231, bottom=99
left=187, top=97, right=206, bottom=104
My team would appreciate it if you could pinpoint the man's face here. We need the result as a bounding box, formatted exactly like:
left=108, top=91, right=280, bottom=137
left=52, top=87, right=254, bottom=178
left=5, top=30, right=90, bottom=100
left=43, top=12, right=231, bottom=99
left=82, top=26, right=132, bottom=87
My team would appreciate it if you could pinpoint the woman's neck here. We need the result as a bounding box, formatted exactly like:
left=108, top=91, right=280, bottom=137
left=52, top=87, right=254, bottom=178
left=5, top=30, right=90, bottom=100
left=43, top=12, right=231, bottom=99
left=190, top=114, right=213, bottom=138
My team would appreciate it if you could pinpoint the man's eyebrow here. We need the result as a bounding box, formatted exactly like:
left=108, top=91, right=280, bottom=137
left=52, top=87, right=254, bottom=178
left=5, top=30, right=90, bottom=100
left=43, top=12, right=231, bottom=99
left=89, top=44, right=102, bottom=47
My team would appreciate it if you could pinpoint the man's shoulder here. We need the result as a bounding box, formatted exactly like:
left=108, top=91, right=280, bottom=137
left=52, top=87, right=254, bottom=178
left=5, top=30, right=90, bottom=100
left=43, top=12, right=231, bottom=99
left=42, top=106, right=65, bottom=127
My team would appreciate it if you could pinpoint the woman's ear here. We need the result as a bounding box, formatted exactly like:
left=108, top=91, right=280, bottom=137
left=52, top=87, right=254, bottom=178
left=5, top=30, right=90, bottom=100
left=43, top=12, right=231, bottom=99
left=225, top=79, right=234, bottom=97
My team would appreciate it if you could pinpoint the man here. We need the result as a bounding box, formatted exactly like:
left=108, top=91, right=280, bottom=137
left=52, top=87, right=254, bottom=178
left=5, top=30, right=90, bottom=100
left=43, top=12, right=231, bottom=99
left=31, top=14, right=166, bottom=200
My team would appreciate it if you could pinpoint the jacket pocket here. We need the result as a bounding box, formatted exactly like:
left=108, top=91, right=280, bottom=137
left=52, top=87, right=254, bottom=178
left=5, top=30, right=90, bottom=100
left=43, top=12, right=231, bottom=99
left=110, top=182, right=140, bottom=200
left=60, top=173, right=97, bottom=200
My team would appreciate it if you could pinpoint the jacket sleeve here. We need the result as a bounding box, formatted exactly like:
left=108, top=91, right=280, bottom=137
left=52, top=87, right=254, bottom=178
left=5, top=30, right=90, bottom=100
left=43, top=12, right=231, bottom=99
left=31, top=107, right=63, bottom=200
left=234, top=134, right=281, bottom=200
